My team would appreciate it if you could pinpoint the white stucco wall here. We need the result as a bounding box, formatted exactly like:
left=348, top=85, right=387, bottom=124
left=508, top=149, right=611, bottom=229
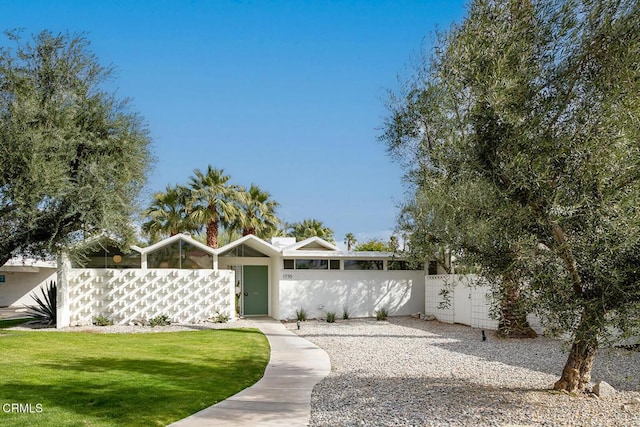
left=0, top=268, right=57, bottom=307
left=278, top=270, right=425, bottom=320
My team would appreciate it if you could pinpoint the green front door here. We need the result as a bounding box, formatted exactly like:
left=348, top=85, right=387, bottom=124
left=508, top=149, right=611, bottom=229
left=243, top=265, right=268, bottom=315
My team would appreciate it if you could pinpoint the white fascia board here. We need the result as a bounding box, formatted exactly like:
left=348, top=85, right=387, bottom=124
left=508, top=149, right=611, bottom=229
left=139, top=233, right=216, bottom=256
left=215, top=234, right=280, bottom=257
left=1, top=258, right=58, bottom=270
left=281, top=250, right=406, bottom=259
left=283, top=237, right=338, bottom=252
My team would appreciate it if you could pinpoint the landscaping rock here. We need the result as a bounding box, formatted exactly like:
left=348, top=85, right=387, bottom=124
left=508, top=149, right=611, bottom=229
left=423, top=314, right=436, bottom=321
left=593, top=381, right=616, bottom=398
left=288, top=317, right=640, bottom=427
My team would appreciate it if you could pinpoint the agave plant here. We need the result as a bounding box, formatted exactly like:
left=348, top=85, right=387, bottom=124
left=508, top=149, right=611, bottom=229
left=26, top=281, right=57, bottom=326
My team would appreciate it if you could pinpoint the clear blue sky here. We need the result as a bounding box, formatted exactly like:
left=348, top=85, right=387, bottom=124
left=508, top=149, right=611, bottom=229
left=1, top=0, right=467, bottom=246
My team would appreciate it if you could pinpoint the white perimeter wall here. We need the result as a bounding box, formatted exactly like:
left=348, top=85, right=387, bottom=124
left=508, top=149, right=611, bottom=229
left=0, top=268, right=57, bottom=307
left=59, top=268, right=235, bottom=327
left=278, top=270, right=425, bottom=320
left=425, top=274, right=499, bottom=330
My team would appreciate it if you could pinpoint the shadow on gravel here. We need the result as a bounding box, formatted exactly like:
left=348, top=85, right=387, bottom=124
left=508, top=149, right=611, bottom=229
left=311, top=373, right=560, bottom=427
left=390, top=317, right=640, bottom=391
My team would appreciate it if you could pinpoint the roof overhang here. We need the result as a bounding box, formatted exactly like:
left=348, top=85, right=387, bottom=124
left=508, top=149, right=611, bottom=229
left=216, top=234, right=281, bottom=257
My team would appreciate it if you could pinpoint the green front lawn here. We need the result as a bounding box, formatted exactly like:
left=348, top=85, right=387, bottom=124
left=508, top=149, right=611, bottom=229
left=0, top=328, right=270, bottom=426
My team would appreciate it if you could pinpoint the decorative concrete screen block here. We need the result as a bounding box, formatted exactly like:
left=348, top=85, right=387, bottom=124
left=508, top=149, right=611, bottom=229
left=65, top=269, right=235, bottom=326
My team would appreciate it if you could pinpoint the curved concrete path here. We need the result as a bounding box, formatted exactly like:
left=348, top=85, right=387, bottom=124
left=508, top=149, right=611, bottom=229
left=169, top=318, right=331, bottom=427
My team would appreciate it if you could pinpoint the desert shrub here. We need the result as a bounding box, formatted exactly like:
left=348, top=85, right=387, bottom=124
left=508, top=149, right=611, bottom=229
left=375, top=307, right=389, bottom=321
left=296, top=308, right=307, bottom=321
left=326, top=312, right=336, bottom=323
left=26, top=281, right=57, bottom=326
left=342, top=307, right=350, bottom=320
left=149, top=315, right=170, bottom=327
left=93, top=315, right=113, bottom=326
left=211, top=310, right=229, bottom=323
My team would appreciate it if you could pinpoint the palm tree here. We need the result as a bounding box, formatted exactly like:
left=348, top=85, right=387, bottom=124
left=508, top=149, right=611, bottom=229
left=141, top=185, right=197, bottom=242
left=344, top=232, right=357, bottom=251
left=289, top=219, right=335, bottom=242
left=233, top=184, right=281, bottom=238
left=188, top=166, right=242, bottom=249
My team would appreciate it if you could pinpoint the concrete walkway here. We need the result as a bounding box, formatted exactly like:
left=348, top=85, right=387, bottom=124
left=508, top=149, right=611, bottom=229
left=169, top=318, right=331, bottom=427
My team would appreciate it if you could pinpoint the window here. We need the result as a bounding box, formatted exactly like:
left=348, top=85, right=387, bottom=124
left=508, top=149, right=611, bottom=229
left=220, top=244, right=268, bottom=257
left=283, top=259, right=294, bottom=270
left=72, top=246, right=141, bottom=269
left=388, top=260, right=425, bottom=271
left=148, top=240, right=213, bottom=269
left=329, top=259, right=340, bottom=270
left=344, top=260, right=383, bottom=270
left=295, top=259, right=328, bottom=270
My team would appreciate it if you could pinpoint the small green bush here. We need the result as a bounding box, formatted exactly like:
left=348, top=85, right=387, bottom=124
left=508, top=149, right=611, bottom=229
left=296, top=308, right=307, bottom=321
left=342, top=307, right=350, bottom=320
left=149, top=315, right=170, bottom=327
left=211, top=310, right=229, bottom=323
left=375, top=307, right=389, bottom=321
left=326, top=312, right=336, bottom=323
left=93, top=315, right=113, bottom=326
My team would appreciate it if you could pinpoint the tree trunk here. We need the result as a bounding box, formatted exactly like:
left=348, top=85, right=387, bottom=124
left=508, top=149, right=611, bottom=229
left=242, top=227, right=255, bottom=236
left=553, top=308, right=600, bottom=392
left=206, top=207, right=219, bottom=248
left=497, top=276, right=537, bottom=338
left=206, top=221, right=219, bottom=248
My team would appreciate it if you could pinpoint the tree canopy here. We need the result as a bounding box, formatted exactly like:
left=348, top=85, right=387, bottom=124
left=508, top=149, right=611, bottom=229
left=0, top=30, right=152, bottom=265
left=383, top=0, right=640, bottom=392
left=141, top=165, right=281, bottom=248
left=288, top=219, right=335, bottom=242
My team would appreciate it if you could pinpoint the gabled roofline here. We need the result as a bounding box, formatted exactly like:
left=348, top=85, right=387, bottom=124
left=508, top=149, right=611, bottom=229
left=283, top=237, right=338, bottom=252
left=216, top=234, right=281, bottom=257
left=139, top=233, right=216, bottom=256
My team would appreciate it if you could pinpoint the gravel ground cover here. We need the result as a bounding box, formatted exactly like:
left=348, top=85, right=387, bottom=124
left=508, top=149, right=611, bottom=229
left=7, top=318, right=258, bottom=333
left=287, top=317, right=640, bottom=427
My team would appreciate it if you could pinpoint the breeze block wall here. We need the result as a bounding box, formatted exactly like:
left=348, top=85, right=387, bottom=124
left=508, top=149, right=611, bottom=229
left=58, top=268, right=235, bottom=327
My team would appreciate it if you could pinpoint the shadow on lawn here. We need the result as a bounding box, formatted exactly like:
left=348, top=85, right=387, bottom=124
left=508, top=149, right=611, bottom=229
left=1, top=336, right=269, bottom=426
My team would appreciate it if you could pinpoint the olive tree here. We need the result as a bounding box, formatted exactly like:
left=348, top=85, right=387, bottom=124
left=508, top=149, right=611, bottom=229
left=0, top=30, right=152, bottom=265
left=384, top=0, right=640, bottom=392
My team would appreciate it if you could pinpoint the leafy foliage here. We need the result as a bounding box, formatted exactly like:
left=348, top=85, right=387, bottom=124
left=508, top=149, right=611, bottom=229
left=141, top=165, right=282, bottom=247
left=0, top=31, right=152, bottom=265
left=325, top=311, right=336, bottom=323
left=295, top=308, right=307, bottom=321
left=355, top=239, right=397, bottom=252
left=383, top=0, right=640, bottom=391
left=148, top=315, right=171, bottom=327
left=26, top=281, right=57, bottom=326
left=375, top=307, right=388, bottom=321
left=288, top=219, right=335, bottom=242
left=93, top=315, right=113, bottom=326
